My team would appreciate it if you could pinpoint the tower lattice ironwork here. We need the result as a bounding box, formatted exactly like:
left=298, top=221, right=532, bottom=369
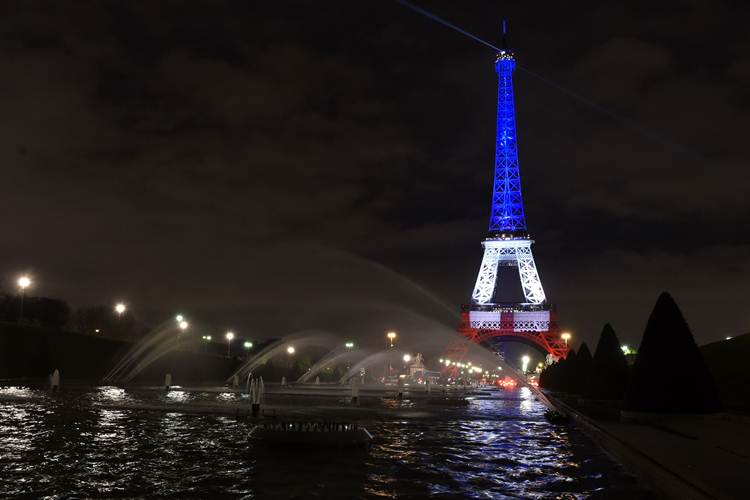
left=455, top=25, right=569, bottom=361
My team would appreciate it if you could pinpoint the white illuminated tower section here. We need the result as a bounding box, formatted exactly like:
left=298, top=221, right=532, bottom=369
left=458, top=25, right=568, bottom=360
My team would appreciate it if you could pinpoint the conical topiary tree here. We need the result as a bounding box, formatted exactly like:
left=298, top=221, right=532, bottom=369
left=559, top=349, right=578, bottom=393
left=624, top=292, right=720, bottom=413
left=587, top=324, right=629, bottom=400
left=572, top=342, right=593, bottom=395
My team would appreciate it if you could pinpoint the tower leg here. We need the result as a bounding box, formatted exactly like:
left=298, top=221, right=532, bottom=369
left=515, top=244, right=546, bottom=304
left=471, top=246, right=500, bottom=304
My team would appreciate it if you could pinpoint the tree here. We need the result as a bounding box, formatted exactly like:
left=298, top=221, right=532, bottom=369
left=587, top=323, right=629, bottom=400
left=572, top=342, right=593, bottom=395
left=558, top=349, right=578, bottom=393
left=624, top=292, right=720, bottom=413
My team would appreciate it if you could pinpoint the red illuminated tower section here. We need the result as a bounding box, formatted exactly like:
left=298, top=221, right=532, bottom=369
left=457, top=26, right=569, bottom=361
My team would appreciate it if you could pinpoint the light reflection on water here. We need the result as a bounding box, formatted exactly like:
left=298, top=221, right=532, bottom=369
left=0, top=386, right=651, bottom=499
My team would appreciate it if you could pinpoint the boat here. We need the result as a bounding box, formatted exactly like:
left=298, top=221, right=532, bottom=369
left=249, top=421, right=373, bottom=449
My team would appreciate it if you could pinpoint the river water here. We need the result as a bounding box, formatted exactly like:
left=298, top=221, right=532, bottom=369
left=0, top=385, right=652, bottom=499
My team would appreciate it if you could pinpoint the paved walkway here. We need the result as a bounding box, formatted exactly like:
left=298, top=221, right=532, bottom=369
left=555, top=398, right=750, bottom=500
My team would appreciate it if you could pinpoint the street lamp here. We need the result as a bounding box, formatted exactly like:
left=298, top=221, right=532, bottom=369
left=225, top=331, right=235, bottom=358
left=286, top=345, right=295, bottom=355
left=175, top=314, right=184, bottom=322
left=403, top=354, right=411, bottom=363
left=386, top=331, right=397, bottom=348
left=176, top=320, right=188, bottom=348
left=561, top=332, right=571, bottom=346
left=345, top=341, right=354, bottom=349
left=521, top=355, right=530, bottom=373
left=243, top=341, right=253, bottom=349
left=115, top=303, right=127, bottom=315
left=17, top=275, right=31, bottom=324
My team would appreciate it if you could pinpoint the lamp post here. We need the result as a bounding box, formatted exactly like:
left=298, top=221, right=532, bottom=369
left=386, top=331, right=397, bottom=348
left=225, top=331, right=235, bottom=358
left=403, top=353, right=411, bottom=377
left=178, top=320, right=189, bottom=347
left=345, top=341, right=354, bottom=349
left=17, top=275, right=31, bottom=324
left=385, top=331, right=397, bottom=379
left=244, top=341, right=253, bottom=350
left=521, top=355, right=530, bottom=374
left=561, top=332, right=571, bottom=347
left=115, top=303, right=127, bottom=316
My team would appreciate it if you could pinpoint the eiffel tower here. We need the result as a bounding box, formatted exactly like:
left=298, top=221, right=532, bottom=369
left=458, top=23, right=569, bottom=361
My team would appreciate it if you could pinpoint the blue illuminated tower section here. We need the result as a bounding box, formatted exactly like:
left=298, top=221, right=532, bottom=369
left=490, top=46, right=527, bottom=234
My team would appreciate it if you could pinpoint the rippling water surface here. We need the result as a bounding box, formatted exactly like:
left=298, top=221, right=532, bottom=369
left=0, top=385, right=651, bottom=499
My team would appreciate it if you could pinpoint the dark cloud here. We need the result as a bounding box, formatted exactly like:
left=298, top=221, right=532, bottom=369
left=1, top=1, right=748, bottom=350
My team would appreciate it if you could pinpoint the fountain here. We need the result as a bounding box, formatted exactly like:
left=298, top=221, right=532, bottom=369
left=50, top=369, right=60, bottom=392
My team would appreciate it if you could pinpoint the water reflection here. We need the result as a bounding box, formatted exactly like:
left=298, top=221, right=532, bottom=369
left=0, top=387, right=649, bottom=498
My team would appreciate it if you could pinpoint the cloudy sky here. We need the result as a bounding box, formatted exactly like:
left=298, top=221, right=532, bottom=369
left=1, top=0, right=748, bottom=351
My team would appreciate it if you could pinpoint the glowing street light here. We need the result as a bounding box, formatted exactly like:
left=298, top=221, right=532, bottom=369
left=225, top=331, right=235, bottom=358
left=179, top=320, right=189, bottom=331
left=386, top=331, right=397, bottom=348
left=18, top=275, right=31, bottom=290
left=521, top=355, right=530, bottom=373
left=345, top=341, right=354, bottom=349
left=286, top=345, right=295, bottom=355
left=403, top=354, right=411, bottom=363
left=16, top=275, right=31, bottom=324
left=621, top=344, right=631, bottom=355
left=114, top=303, right=127, bottom=315
left=561, top=332, right=571, bottom=346
left=244, top=341, right=253, bottom=349
left=175, top=314, right=184, bottom=322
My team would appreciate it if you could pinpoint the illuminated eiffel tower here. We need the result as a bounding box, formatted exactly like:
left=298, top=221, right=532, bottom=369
left=457, top=23, right=569, bottom=360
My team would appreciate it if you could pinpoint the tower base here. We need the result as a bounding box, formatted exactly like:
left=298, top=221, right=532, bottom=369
left=458, top=304, right=570, bottom=361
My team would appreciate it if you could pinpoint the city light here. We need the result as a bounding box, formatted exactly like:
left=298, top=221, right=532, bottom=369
left=445, top=359, right=451, bottom=366
left=403, top=354, right=411, bottom=363
left=386, top=331, right=397, bottom=348
left=16, top=275, right=32, bottom=324
left=225, top=332, right=235, bottom=358
left=114, top=303, right=127, bottom=315
left=175, top=314, right=184, bottom=322
left=287, top=346, right=295, bottom=355
left=561, top=332, right=571, bottom=346
left=621, top=344, right=631, bottom=355
left=521, top=355, right=530, bottom=373
left=179, top=320, right=189, bottom=330
left=17, top=276, right=31, bottom=289
left=244, top=341, right=253, bottom=349
left=345, top=341, right=354, bottom=349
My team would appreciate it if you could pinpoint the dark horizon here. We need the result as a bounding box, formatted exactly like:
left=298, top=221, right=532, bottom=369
left=2, top=1, right=748, bottom=350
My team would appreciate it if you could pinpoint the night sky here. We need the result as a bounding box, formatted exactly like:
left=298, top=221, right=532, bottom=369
left=2, top=1, right=749, bottom=351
